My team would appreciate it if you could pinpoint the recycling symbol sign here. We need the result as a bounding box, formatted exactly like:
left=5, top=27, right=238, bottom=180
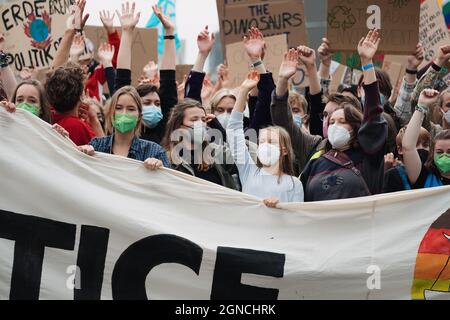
left=328, top=6, right=356, bottom=31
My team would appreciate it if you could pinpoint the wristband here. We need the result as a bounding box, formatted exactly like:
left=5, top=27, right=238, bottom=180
left=164, top=35, right=175, bottom=40
left=251, top=60, right=263, bottom=68
left=405, top=68, right=418, bottom=75
left=362, top=63, right=374, bottom=71
left=0, top=51, right=12, bottom=68
left=415, top=104, right=428, bottom=114
left=431, top=63, right=442, bottom=72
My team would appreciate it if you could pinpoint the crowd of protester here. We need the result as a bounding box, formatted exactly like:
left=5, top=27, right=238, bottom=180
left=0, top=0, right=449, bottom=208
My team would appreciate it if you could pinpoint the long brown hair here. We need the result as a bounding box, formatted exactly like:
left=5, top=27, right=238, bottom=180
left=326, top=103, right=363, bottom=152
left=105, top=86, right=143, bottom=136
left=162, top=98, right=212, bottom=171
left=256, top=126, right=295, bottom=179
left=425, top=129, right=450, bottom=174
left=12, top=80, right=52, bottom=123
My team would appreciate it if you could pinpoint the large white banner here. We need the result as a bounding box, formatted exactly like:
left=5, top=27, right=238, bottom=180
left=0, top=108, right=449, bottom=300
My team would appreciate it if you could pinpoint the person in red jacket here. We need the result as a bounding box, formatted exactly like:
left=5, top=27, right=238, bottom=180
left=70, top=10, right=120, bottom=101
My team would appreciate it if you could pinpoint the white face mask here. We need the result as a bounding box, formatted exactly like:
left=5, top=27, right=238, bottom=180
left=443, top=110, right=450, bottom=124
left=328, top=124, right=352, bottom=150
left=257, top=143, right=281, bottom=167
left=217, top=113, right=231, bottom=129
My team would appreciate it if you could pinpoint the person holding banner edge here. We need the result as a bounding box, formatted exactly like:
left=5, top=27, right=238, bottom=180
left=300, top=29, right=388, bottom=201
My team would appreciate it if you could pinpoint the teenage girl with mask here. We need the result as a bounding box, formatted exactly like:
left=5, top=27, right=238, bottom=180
left=227, top=69, right=304, bottom=207
left=11, top=80, right=52, bottom=123
left=137, top=5, right=177, bottom=145
left=78, top=86, right=169, bottom=169
left=403, top=89, right=450, bottom=188
left=162, top=98, right=239, bottom=189
left=301, top=29, right=388, bottom=201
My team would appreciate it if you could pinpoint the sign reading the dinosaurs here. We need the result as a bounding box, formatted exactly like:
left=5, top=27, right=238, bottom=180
left=216, top=0, right=308, bottom=54
left=326, top=0, right=421, bottom=54
left=0, top=0, right=75, bottom=73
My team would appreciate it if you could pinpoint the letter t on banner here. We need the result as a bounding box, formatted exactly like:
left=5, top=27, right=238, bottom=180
left=146, top=0, right=180, bottom=55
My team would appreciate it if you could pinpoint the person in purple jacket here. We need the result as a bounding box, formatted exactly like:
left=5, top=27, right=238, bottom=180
left=300, top=29, right=388, bottom=202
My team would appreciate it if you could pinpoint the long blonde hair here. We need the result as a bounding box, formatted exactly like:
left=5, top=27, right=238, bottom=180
left=105, top=86, right=143, bottom=136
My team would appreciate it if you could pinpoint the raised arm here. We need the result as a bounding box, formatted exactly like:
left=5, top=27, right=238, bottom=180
left=357, top=29, right=387, bottom=155
left=403, top=89, right=440, bottom=184
left=227, top=70, right=260, bottom=178
left=100, top=10, right=120, bottom=68
left=298, top=46, right=320, bottom=96
left=317, top=38, right=332, bottom=95
left=152, top=5, right=176, bottom=71
left=97, top=43, right=116, bottom=95
left=52, top=0, right=89, bottom=69
left=115, top=2, right=140, bottom=91
left=243, top=27, right=274, bottom=131
left=394, top=43, right=423, bottom=126
left=185, top=27, right=215, bottom=101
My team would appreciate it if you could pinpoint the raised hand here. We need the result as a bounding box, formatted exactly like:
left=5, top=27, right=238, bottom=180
left=197, top=26, right=215, bottom=56
left=98, top=42, right=115, bottom=67
left=100, top=10, right=115, bottom=34
left=278, top=48, right=299, bottom=80
left=19, top=67, right=36, bottom=81
left=70, top=0, right=90, bottom=30
left=241, top=70, right=260, bottom=91
left=297, top=45, right=316, bottom=69
left=436, top=44, right=450, bottom=67
left=143, top=61, right=158, bottom=80
left=152, top=5, right=174, bottom=33
left=418, top=88, right=440, bottom=107
left=357, top=29, right=381, bottom=63
left=407, top=43, right=424, bottom=71
left=243, top=27, right=266, bottom=61
left=217, top=62, right=230, bottom=88
left=201, top=75, right=214, bottom=101
left=318, top=38, right=332, bottom=67
left=70, top=33, right=85, bottom=59
left=116, top=2, right=141, bottom=32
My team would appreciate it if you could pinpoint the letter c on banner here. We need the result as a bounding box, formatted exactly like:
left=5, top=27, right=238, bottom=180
left=366, top=5, right=381, bottom=30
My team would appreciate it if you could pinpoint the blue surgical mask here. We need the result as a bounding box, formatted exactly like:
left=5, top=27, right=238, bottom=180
left=142, top=105, right=163, bottom=129
left=293, top=115, right=303, bottom=128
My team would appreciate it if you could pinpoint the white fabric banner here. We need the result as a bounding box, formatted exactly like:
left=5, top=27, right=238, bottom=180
left=0, top=108, right=449, bottom=300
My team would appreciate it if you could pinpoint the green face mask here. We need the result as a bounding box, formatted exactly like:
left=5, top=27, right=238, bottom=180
left=113, top=114, right=138, bottom=133
left=17, top=102, right=39, bottom=117
left=435, top=153, right=450, bottom=174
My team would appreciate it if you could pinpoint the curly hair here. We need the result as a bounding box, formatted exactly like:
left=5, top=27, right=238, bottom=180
left=44, top=62, right=86, bottom=113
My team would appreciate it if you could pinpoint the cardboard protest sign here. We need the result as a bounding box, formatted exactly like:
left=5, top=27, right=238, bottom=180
left=419, top=0, right=450, bottom=69
left=0, top=0, right=75, bottom=72
left=217, top=0, right=308, bottom=55
left=332, top=50, right=385, bottom=70
left=176, top=64, right=193, bottom=85
left=225, top=34, right=286, bottom=88
left=327, top=0, right=420, bottom=54
left=83, top=26, right=158, bottom=87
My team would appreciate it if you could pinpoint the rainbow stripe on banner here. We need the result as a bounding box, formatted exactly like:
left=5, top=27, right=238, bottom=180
left=438, top=0, right=450, bottom=29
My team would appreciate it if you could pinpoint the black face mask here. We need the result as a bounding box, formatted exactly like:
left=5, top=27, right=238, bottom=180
left=418, top=149, right=430, bottom=164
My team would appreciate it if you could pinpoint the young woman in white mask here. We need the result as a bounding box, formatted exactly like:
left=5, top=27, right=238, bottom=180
left=301, top=29, right=388, bottom=202
left=227, top=70, right=304, bottom=207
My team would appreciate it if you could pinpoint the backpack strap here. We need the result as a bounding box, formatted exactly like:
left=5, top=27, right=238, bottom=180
left=396, top=166, right=411, bottom=191
left=322, top=151, right=372, bottom=195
